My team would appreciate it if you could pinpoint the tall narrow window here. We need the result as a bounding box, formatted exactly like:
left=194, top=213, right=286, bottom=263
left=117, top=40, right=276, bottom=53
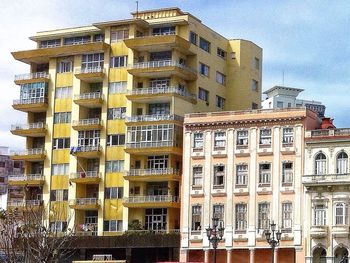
left=189, top=31, right=198, bottom=45
left=214, top=131, right=226, bottom=149
left=236, top=165, right=248, bottom=187
left=235, top=204, right=247, bottom=232
left=282, top=203, right=293, bottom=230
left=259, top=129, right=272, bottom=146
left=314, top=204, right=326, bottom=226
left=213, top=204, right=224, bottom=225
left=192, top=166, right=203, bottom=187
left=110, top=29, right=129, bottom=42
left=315, top=153, right=327, bottom=175
left=236, top=130, right=249, bottom=148
left=336, top=152, right=348, bottom=174
left=191, top=205, right=202, bottom=231
left=198, top=87, right=209, bottom=102
left=259, top=163, right=271, bottom=187
left=193, top=133, right=204, bottom=149
left=199, top=37, right=210, bottom=53
left=282, top=128, right=294, bottom=145
left=335, top=203, right=348, bottom=225
left=213, top=165, right=225, bottom=189
left=258, top=203, right=270, bottom=231
left=282, top=162, right=293, bottom=186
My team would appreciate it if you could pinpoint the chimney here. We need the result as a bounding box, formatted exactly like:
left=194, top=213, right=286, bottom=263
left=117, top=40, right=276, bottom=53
left=320, top=117, right=336, bottom=129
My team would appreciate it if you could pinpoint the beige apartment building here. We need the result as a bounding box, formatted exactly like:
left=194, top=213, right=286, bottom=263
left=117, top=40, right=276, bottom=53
left=180, top=108, right=320, bottom=263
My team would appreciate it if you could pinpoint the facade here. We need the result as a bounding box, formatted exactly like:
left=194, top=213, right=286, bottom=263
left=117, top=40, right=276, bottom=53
left=303, top=128, right=350, bottom=263
left=180, top=108, right=320, bottom=263
left=262, top=86, right=326, bottom=118
left=10, top=7, right=262, bottom=261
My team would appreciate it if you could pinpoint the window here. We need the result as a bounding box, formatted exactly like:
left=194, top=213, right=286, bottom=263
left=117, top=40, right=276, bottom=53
left=314, top=204, right=326, bottom=226
left=216, top=71, right=226, bottom=85
left=54, top=112, right=71, bottom=124
left=277, top=101, right=284, bottom=108
left=236, top=165, right=248, bottom=187
left=253, top=57, right=260, bottom=70
left=335, top=203, right=348, bottom=225
left=40, top=39, right=60, bottom=48
left=258, top=203, right=270, bottom=231
left=110, top=56, right=128, bottom=68
left=53, top=138, right=70, bottom=150
left=235, top=204, right=247, bottom=232
left=57, top=59, right=73, bottom=73
left=109, top=82, right=127, bottom=94
left=193, top=133, right=204, bottom=149
left=64, top=35, right=90, bottom=45
left=199, top=37, right=210, bottom=52
left=78, top=130, right=100, bottom=147
left=127, top=124, right=176, bottom=144
left=213, top=165, right=225, bottom=188
left=199, top=62, right=209, bottom=76
left=110, top=29, right=129, bottom=42
left=315, top=152, right=327, bottom=175
left=20, top=82, right=47, bottom=101
left=149, top=78, right=170, bottom=88
left=259, top=129, right=272, bottom=145
left=152, top=26, right=175, bottom=36
left=259, top=163, right=271, bottom=186
left=106, top=160, right=124, bottom=173
left=282, top=203, right=293, bottom=230
left=94, top=34, right=104, bottom=42
left=107, top=107, right=126, bottom=120
left=198, top=87, right=209, bottom=102
left=107, top=134, right=125, bottom=146
left=337, top=152, right=348, bottom=174
left=282, top=162, right=293, bottom=186
left=217, top=48, right=227, bottom=59
left=191, top=205, right=202, bottom=231
left=149, top=103, right=170, bottom=115
left=214, top=131, right=226, bottom=148
left=251, top=79, right=258, bottom=92
left=252, top=102, right=258, bottom=109
left=282, top=128, right=294, bottom=145
left=105, top=187, right=123, bottom=199
left=150, top=51, right=171, bottom=61
left=189, top=31, right=197, bottom=45
left=192, top=166, right=203, bottom=186
left=51, top=164, right=69, bottom=175
left=103, top=220, right=123, bottom=231
left=237, top=130, right=249, bottom=148
left=147, top=155, right=168, bottom=169
left=81, top=53, right=104, bottom=70
left=287, top=103, right=292, bottom=108
left=50, top=221, right=67, bottom=232
left=55, top=87, right=72, bottom=99
left=213, top=204, right=224, bottom=225
left=216, top=96, right=225, bottom=109
left=50, top=189, right=68, bottom=201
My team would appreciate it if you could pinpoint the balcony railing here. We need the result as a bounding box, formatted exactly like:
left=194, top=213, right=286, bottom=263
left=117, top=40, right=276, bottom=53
left=11, top=148, right=46, bottom=156
left=126, top=168, right=180, bottom=176
left=126, top=141, right=178, bottom=149
left=8, top=174, right=44, bottom=181
left=92, top=255, right=113, bottom=261
left=11, top=122, right=45, bottom=131
left=70, top=171, right=100, bottom=180
left=125, top=114, right=183, bottom=123
left=71, top=145, right=101, bottom=153
left=74, top=92, right=101, bottom=100
left=307, top=128, right=350, bottom=139
left=75, top=67, right=104, bottom=74
left=14, top=72, right=49, bottom=81
left=13, top=97, right=47, bottom=105
left=72, top=118, right=101, bottom=126
left=128, top=86, right=196, bottom=100
left=129, top=60, right=197, bottom=74
left=303, top=173, right=350, bottom=184
left=152, top=31, right=176, bottom=36
left=123, top=195, right=179, bottom=203
left=70, top=198, right=100, bottom=206
left=8, top=199, right=43, bottom=207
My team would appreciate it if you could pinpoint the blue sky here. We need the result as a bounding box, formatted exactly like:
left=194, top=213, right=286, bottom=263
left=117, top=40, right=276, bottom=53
left=0, top=0, right=350, bottom=149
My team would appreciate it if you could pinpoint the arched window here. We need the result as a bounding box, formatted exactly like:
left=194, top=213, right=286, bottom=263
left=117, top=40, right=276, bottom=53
left=315, top=153, right=327, bottom=175
left=336, top=152, right=348, bottom=174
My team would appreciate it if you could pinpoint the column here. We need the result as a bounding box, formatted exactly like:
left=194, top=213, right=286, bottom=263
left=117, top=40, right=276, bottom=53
left=274, top=248, right=278, bottom=263
left=249, top=248, right=255, bottom=263
left=179, top=249, right=188, bottom=262
left=295, top=247, right=305, bottom=263
left=204, top=249, right=210, bottom=263
left=225, top=129, right=234, bottom=247
left=248, top=128, right=257, bottom=247
left=226, top=249, right=232, bottom=263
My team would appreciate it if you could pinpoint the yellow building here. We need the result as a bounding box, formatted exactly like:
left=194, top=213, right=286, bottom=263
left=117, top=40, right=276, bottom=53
left=10, top=7, right=262, bottom=262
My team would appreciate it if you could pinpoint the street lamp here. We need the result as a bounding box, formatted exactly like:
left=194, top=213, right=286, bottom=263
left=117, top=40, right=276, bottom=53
left=206, top=216, right=225, bottom=263
left=264, top=221, right=282, bottom=263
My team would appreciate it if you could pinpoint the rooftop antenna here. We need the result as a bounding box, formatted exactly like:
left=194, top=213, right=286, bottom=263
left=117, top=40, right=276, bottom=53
left=282, top=70, right=285, bottom=86
left=135, top=1, right=139, bottom=18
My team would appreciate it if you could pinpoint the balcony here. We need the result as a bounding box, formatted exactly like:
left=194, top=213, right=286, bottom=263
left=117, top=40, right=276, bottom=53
left=124, top=34, right=193, bottom=55
left=125, top=114, right=183, bottom=125
left=14, top=72, right=49, bottom=85
left=70, top=171, right=101, bottom=184
left=11, top=122, right=46, bottom=137
left=11, top=148, right=46, bottom=162
left=125, top=141, right=182, bottom=155
left=70, top=145, right=101, bottom=158
left=74, top=67, right=105, bottom=82
left=73, top=92, right=103, bottom=108
left=302, top=173, right=350, bottom=187
left=123, top=195, right=180, bottom=208
left=332, top=225, right=350, bottom=237
left=72, top=118, right=103, bottom=131
left=8, top=174, right=44, bottom=186
left=7, top=199, right=43, bottom=211
left=124, top=168, right=181, bottom=182
left=12, top=41, right=109, bottom=64
left=126, top=86, right=196, bottom=103
left=128, top=60, right=197, bottom=81
left=69, top=198, right=100, bottom=210
left=12, top=97, right=48, bottom=112
left=310, top=225, right=328, bottom=238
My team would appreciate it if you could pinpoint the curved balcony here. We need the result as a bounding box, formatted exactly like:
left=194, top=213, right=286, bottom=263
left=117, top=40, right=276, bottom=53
left=70, top=171, right=101, bottom=184
left=12, top=97, right=48, bottom=112
left=14, top=72, right=50, bottom=85
left=125, top=141, right=182, bottom=155
left=73, top=92, right=103, bottom=108
left=123, top=195, right=180, bottom=208
left=128, top=60, right=197, bottom=81
left=11, top=148, right=46, bottom=162
left=69, top=198, right=100, bottom=210
left=126, top=86, right=196, bottom=104
left=7, top=199, right=43, bottom=211
left=310, top=225, right=328, bottom=238
left=302, top=173, right=350, bottom=187
left=74, top=67, right=105, bottom=82
left=72, top=118, right=103, bottom=131
left=11, top=122, right=46, bottom=137
left=70, top=145, right=101, bottom=158
left=125, top=114, right=183, bottom=125
left=332, top=225, right=350, bottom=237
left=124, top=168, right=181, bottom=182
left=8, top=174, right=45, bottom=186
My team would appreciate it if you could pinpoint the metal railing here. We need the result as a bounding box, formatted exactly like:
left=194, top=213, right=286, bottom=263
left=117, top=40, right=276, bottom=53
left=72, top=118, right=101, bottom=126
left=126, top=229, right=180, bottom=234
left=11, top=122, right=45, bottom=131
left=92, top=255, right=113, bottom=261
left=70, top=171, right=100, bottom=180
left=11, top=148, right=46, bottom=156
left=123, top=195, right=179, bottom=203
left=152, top=31, right=176, bottom=36
left=302, top=173, right=350, bottom=183
left=8, top=200, right=42, bottom=207
left=14, top=72, right=49, bottom=81
left=125, top=114, right=183, bottom=123
left=129, top=60, right=197, bottom=74
left=126, top=141, right=179, bottom=149
left=71, top=145, right=101, bottom=153
left=75, top=66, right=104, bottom=75
left=70, top=198, right=100, bottom=206
left=8, top=174, right=44, bottom=181
left=13, top=97, right=47, bottom=105
left=74, top=92, right=101, bottom=100
left=128, top=86, right=196, bottom=100
left=126, top=168, right=180, bottom=176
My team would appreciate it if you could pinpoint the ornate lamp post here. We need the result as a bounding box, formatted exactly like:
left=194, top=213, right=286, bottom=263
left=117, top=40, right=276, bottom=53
left=264, top=221, right=282, bottom=263
left=206, top=216, right=225, bottom=263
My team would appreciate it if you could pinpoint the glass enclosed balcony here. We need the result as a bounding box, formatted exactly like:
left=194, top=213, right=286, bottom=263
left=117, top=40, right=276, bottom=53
left=125, top=114, right=183, bottom=125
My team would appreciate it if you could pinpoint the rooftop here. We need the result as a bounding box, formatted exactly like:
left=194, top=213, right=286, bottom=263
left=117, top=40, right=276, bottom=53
left=263, top=85, right=304, bottom=97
